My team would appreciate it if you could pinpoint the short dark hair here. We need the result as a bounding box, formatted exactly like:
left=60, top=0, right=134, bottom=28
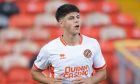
left=55, top=4, right=80, bottom=22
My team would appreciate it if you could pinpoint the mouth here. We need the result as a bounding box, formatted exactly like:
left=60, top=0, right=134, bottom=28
left=74, top=25, right=80, bottom=28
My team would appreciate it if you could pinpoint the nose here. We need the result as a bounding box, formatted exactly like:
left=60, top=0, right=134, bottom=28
left=74, top=18, right=79, bottom=23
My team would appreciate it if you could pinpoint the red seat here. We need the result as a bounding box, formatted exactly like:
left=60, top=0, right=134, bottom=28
left=0, top=70, right=7, bottom=84
left=83, top=12, right=111, bottom=27
left=100, top=41, right=115, bottom=53
left=25, top=29, right=50, bottom=47
left=95, top=2, right=120, bottom=14
left=13, top=41, right=39, bottom=60
left=0, top=42, right=12, bottom=57
left=0, top=29, right=23, bottom=45
left=16, top=1, right=27, bottom=14
left=47, top=27, right=62, bottom=40
left=100, top=41, right=116, bottom=71
left=7, top=67, right=31, bottom=84
left=110, top=13, right=135, bottom=28
left=81, top=27, right=101, bottom=40
left=74, top=1, right=95, bottom=14
left=26, top=1, right=45, bottom=15
left=100, top=25, right=126, bottom=41
left=9, top=15, right=34, bottom=28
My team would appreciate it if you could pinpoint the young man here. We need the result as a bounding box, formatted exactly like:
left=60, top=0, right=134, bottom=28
left=31, top=4, right=107, bottom=84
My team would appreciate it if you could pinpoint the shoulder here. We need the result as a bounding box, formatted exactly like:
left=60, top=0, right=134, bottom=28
left=43, top=37, right=60, bottom=48
left=82, top=35, right=99, bottom=44
left=41, top=37, right=61, bottom=51
left=82, top=35, right=101, bottom=50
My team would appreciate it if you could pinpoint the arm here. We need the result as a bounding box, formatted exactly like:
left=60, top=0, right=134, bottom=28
left=31, top=65, right=62, bottom=84
left=91, top=68, right=107, bottom=84
left=91, top=40, right=107, bottom=83
left=30, top=47, right=52, bottom=84
left=31, top=65, right=53, bottom=84
left=31, top=47, right=62, bottom=84
left=72, top=68, right=107, bottom=84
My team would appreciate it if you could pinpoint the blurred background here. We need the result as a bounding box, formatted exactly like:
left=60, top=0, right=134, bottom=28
left=0, top=0, right=140, bottom=84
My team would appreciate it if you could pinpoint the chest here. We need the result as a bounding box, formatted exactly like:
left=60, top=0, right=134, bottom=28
left=48, top=45, right=95, bottom=68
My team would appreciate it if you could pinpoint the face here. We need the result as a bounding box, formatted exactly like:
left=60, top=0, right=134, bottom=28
left=59, top=12, right=81, bottom=35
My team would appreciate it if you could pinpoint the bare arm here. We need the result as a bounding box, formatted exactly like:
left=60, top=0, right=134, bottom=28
left=72, top=68, right=107, bottom=84
left=31, top=66, right=54, bottom=84
left=91, top=68, right=107, bottom=84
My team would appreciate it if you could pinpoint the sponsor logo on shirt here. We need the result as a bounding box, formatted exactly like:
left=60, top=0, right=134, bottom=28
left=63, top=65, right=89, bottom=78
left=83, top=49, right=92, bottom=58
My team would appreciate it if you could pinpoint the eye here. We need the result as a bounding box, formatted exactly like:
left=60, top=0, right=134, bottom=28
left=77, top=15, right=80, bottom=19
left=68, top=16, right=74, bottom=20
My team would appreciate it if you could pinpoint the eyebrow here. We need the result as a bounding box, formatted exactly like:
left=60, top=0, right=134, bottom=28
left=68, top=14, right=80, bottom=18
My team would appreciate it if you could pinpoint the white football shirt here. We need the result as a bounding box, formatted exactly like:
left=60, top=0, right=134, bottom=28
left=34, top=35, right=106, bottom=81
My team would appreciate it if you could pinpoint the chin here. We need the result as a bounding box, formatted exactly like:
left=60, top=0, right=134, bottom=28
left=73, top=32, right=80, bottom=35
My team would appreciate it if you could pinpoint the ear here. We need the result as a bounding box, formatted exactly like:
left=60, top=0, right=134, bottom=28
left=59, top=18, right=63, bottom=24
left=58, top=19, right=63, bottom=27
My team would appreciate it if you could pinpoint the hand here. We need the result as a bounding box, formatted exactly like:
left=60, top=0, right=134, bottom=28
left=48, top=77, right=63, bottom=84
left=72, top=77, right=92, bottom=84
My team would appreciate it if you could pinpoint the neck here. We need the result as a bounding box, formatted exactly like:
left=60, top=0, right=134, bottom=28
left=62, top=33, right=81, bottom=46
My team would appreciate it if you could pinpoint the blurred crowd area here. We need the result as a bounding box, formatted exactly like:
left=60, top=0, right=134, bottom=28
left=0, top=0, right=140, bottom=84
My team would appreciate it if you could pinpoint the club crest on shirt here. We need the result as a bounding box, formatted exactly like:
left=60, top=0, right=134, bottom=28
left=83, top=49, right=92, bottom=58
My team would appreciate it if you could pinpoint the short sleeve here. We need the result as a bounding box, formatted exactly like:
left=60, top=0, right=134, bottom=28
left=93, top=40, right=106, bottom=71
left=34, top=46, right=50, bottom=70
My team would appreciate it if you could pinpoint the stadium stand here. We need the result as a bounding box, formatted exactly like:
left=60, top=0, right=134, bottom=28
left=0, top=0, right=139, bottom=84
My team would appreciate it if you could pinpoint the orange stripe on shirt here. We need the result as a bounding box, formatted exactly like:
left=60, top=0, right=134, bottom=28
left=93, top=64, right=106, bottom=71
left=60, top=35, right=67, bottom=46
left=33, top=64, right=44, bottom=71
left=49, top=64, right=54, bottom=78
left=60, top=34, right=83, bottom=46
